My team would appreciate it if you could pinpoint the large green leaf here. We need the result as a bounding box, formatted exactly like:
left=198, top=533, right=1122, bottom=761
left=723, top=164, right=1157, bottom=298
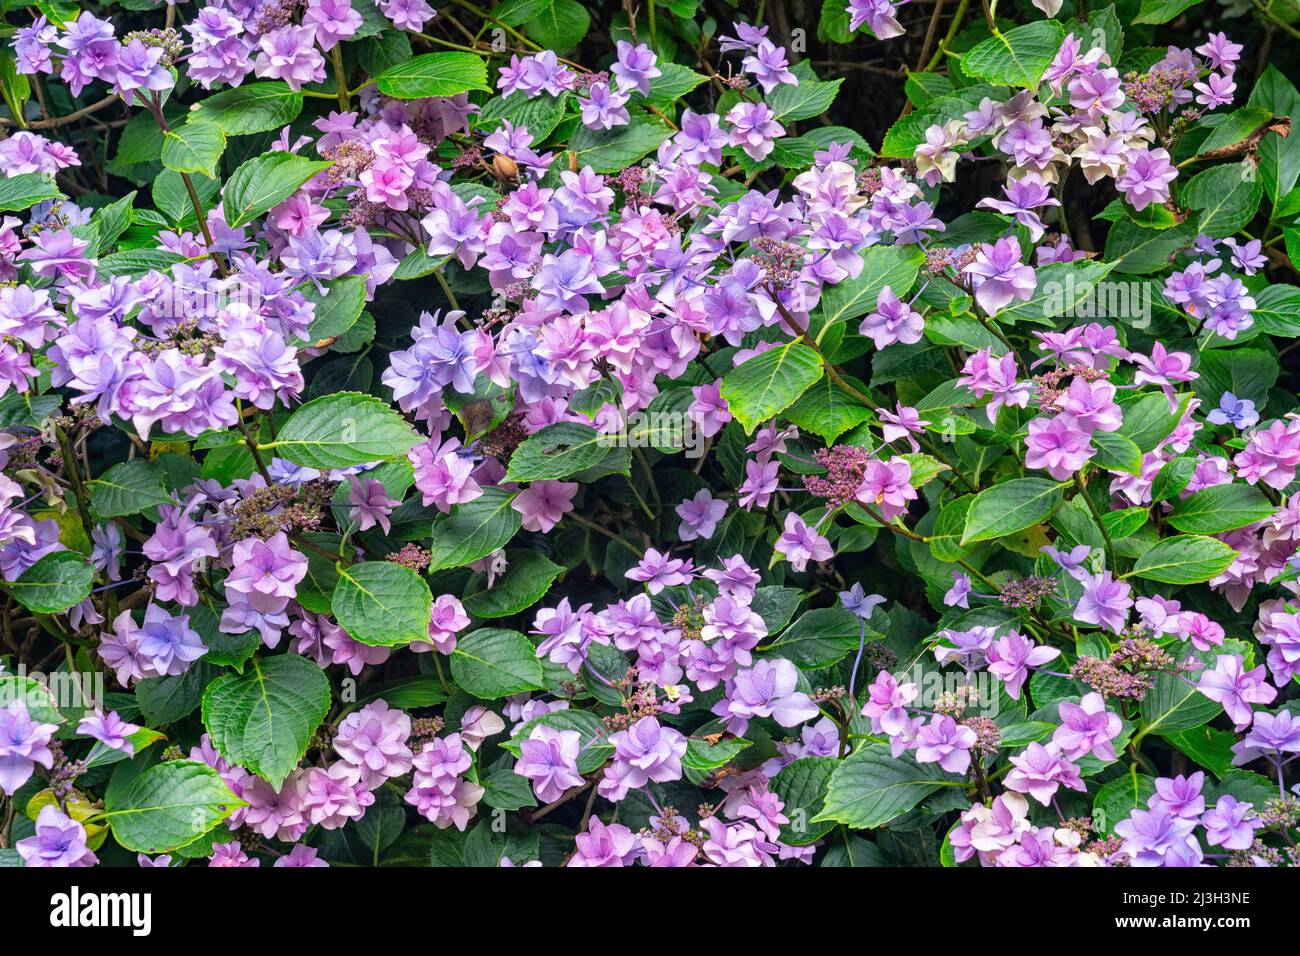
left=1133, top=0, right=1203, bottom=23
left=505, top=422, right=611, bottom=482
left=784, top=374, right=875, bottom=443
left=811, top=244, right=925, bottom=333
left=427, top=487, right=522, bottom=572
left=813, top=744, right=958, bottom=829
left=333, top=561, right=432, bottom=647
left=1104, top=220, right=1198, bottom=275
left=763, top=607, right=871, bottom=668
left=1092, top=773, right=1155, bottom=834
left=299, top=274, right=367, bottom=344
left=201, top=654, right=332, bottom=786
left=193, top=81, right=304, bottom=135
left=501, top=708, right=611, bottom=773
left=449, top=628, right=544, bottom=699
left=462, top=550, right=564, bottom=618
left=1179, top=162, right=1261, bottom=238
left=569, top=117, right=674, bottom=173
left=963, top=21, right=1066, bottom=89
left=1128, top=534, right=1239, bottom=585
left=767, top=77, right=843, bottom=122
left=89, top=459, right=172, bottom=519
left=101, top=760, right=242, bottom=854
left=1140, top=640, right=1248, bottom=736
left=374, top=52, right=490, bottom=99
left=0, top=172, right=62, bottom=211
left=223, top=152, right=330, bottom=228
left=161, top=120, right=226, bottom=178
left=272, top=391, right=420, bottom=469
left=8, top=551, right=94, bottom=613
left=997, top=260, right=1118, bottom=325
left=1248, top=66, right=1300, bottom=203
left=719, top=341, right=824, bottom=434
left=771, top=757, right=838, bottom=845
left=961, top=478, right=1066, bottom=544
left=1167, top=484, right=1276, bottom=534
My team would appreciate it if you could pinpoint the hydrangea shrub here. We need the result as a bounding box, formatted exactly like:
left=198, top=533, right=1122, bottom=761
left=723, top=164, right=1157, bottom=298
left=0, top=0, right=1298, bottom=869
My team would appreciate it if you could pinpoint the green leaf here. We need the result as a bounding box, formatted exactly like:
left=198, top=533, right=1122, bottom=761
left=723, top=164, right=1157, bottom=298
left=462, top=550, right=564, bottom=618
left=1197, top=106, right=1274, bottom=156
left=750, top=585, right=804, bottom=633
left=299, top=274, right=368, bottom=344
left=97, top=249, right=186, bottom=279
left=1117, top=391, right=1187, bottom=452
left=1133, top=0, right=1203, bottom=24
left=784, top=373, right=874, bottom=442
left=201, top=654, right=332, bottom=786
left=101, top=760, right=242, bottom=854
left=719, top=341, right=825, bottom=434
left=8, top=551, right=94, bottom=613
left=1091, top=430, right=1143, bottom=475
left=0, top=48, right=31, bottom=123
left=818, top=0, right=854, bottom=43
left=136, top=663, right=213, bottom=726
left=90, top=191, right=137, bottom=251
left=223, top=152, right=330, bottom=228
left=0, top=673, right=63, bottom=724
left=997, top=260, right=1118, bottom=325
left=449, top=628, right=544, bottom=699
left=764, top=607, right=870, bottom=668
left=569, top=117, right=673, bottom=173
left=482, top=764, right=538, bottom=811
left=645, top=63, right=708, bottom=104
left=189, top=602, right=258, bottom=670
left=193, top=81, right=304, bottom=135
left=1248, top=67, right=1300, bottom=202
left=373, top=52, right=491, bottom=99
left=89, top=459, right=171, bottom=519
left=1000, top=721, right=1056, bottom=746
left=813, top=744, right=957, bottom=829
left=1140, top=640, right=1247, bottom=735
left=1197, top=347, right=1277, bottom=406
left=1167, top=484, right=1276, bottom=534
left=478, top=91, right=568, bottom=141
left=161, top=120, right=226, bottom=178
left=1251, top=284, right=1300, bottom=337
left=505, top=422, right=611, bottom=482
left=333, top=561, right=433, bottom=647
left=1129, top=534, right=1239, bottom=584
left=273, top=391, right=420, bottom=469
left=1179, top=162, right=1261, bottom=238
left=1104, top=220, right=1198, bottom=274
left=0, top=172, right=62, bottom=211
left=1092, top=774, right=1155, bottom=834
left=771, top=757, right=837, bottom=844
left=963, top=21, right=1066, bottom=89
left=521, top=0, right=590, bottom=50
left=154, top=168, right=219, bottom=224
left=1162, top=725, right=1237, bottom=779
left=811, top=244, right=925, bottom=333
left=822, top=834, right=894, bottom=866
left=683, top=736, right=752, bottom=772
left=766, top=77, right=844, bottom=122
left=961, top=478, right=1066, bottom=544
left=427, top=487, right=522, bottom=572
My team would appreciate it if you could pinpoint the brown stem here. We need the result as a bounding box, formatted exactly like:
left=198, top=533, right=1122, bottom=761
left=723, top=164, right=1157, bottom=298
left=0, top=93, right=120, bottom=129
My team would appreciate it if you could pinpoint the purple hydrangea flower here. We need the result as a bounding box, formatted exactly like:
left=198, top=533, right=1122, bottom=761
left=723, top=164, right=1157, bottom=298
left=16, top=805, right=97, bottom=867
left=0, top=700, right=58, bottom=795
